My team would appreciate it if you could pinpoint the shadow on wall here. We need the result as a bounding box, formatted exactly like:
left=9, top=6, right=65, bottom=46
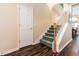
left=33, top=3, right=53, bottom=43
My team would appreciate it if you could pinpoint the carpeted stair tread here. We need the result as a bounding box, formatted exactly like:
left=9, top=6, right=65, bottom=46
left=51, top=25, right=60, bottom=28
left=47, top=30, right=58, bottom=33
left=40, top=39, right=52, bottom=48
left=49, top=27, right=59, bottom=30
left=43, top=36, right=54, bottom=42
left=47, top=30, right=54, bottom=33
left=40, top=25, right=61, bottom=48
left=45, top=33, right=54, bottom=37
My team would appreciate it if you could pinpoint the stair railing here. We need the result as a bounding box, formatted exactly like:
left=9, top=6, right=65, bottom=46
left=53, top=12, right=69, bottom=55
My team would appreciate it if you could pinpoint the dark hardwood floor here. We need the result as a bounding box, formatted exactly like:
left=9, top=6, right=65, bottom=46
left=5, top=36, right=79, bottom=56
left=5, top=43, right=54, bottom=56
left=60, top=35, right=79, bottom=56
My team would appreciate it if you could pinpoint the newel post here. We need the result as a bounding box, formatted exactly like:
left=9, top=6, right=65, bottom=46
left=53, top=23, right=57, bottom=53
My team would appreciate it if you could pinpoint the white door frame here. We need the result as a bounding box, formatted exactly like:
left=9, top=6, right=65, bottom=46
left=17, top=4, right=33, bottom=49
left=17, top=4, right=20, bottom=49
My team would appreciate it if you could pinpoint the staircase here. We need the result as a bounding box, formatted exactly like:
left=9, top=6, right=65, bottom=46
left=40, top=25, right=60, bottom=48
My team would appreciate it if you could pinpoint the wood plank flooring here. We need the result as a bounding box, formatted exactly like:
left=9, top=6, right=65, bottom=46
left=60, top=35, right=79, bottom=56
left=5, top=43, right=54, bottom=56
left=5, top=35, right=79, bottom=56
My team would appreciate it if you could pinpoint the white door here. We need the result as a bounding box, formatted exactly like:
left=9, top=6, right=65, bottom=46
left=19, top=5, right=33, bottom=48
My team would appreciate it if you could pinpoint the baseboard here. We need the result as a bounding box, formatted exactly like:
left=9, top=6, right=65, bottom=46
left=1, top=47, right=19, bottom=55
left=32, top=39, right=40, bottom=45
left=59, top=38, right=72, bottom=52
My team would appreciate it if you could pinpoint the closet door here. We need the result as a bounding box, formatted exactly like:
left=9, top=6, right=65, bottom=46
left=19, top=5, right=33, bottom=48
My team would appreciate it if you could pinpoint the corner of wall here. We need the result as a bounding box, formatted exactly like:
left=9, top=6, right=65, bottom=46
left=1, top=47, right=19, bottom=55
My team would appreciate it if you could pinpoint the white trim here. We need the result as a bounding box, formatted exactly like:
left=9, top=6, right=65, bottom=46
left=56, top=22, right=69, bottom=52
left=59, top=39, right=72, bottom=52
left=32, top=24, right=51, bottom=45
left=57, top=23, right=68, bottom=44
left=57, top=22, right=68, bottom=51
left=31, top=7, right=33, bottom=45
left=1, top=47, right=19, bottom=55
left=17, top=3, right=20, bottom=49
left=56, top=22, right=72, bottom=52
left=32, top=40, right=40, bottom=45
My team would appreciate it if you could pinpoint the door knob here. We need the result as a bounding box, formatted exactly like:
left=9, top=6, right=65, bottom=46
left=30, top=27, right=32, bottom=30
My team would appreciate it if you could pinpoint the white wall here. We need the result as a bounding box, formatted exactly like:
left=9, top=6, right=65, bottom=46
left=33, top=3, right=52, bottom=43
left=0, top=3, right=53, bottom=54
left=0, top=4, right=18, bottom=54
left=59, top=23, right=72, bottom=52
left=0, top=3, right=65, bottom=54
